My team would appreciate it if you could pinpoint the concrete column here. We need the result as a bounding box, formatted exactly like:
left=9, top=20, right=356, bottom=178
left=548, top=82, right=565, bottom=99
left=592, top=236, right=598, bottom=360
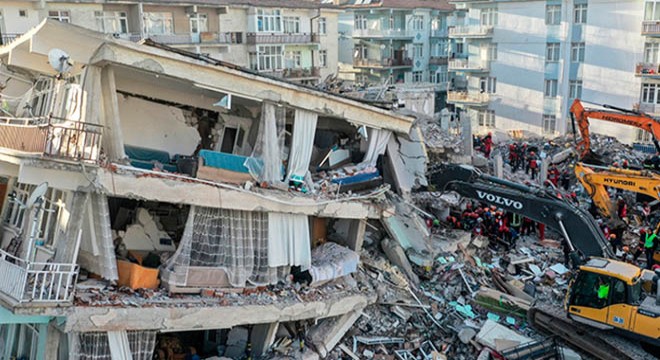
left=43, top=323, right=61, bottom=360
left=100, top=67, right=126, bottom=161
left=250, top=322, right=279, bottom=357
left=346, top=219, right=367, bottom=252
left=460, top=110, right=473, bottom=157
left=494, top=154, right=503, bottom=178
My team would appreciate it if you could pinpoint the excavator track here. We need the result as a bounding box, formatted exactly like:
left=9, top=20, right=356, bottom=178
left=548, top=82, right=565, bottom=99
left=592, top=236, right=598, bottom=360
left=528, top=305, right=657, bottom=360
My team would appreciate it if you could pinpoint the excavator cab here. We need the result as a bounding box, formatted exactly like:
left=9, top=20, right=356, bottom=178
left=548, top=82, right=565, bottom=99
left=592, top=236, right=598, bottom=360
left=565, top=258, right=660, bottom=345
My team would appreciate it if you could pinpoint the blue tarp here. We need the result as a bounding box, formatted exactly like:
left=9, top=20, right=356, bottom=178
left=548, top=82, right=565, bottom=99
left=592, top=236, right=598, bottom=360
left=331, top=170, right=380, bottom=185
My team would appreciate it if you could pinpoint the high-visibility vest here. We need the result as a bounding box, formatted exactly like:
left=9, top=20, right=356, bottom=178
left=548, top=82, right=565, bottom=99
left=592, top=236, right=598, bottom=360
left=645, top=233, right=657, bottom=248
left=598, top=284, right=610, bottom=299
left=511, top=214, right=522, bottom=227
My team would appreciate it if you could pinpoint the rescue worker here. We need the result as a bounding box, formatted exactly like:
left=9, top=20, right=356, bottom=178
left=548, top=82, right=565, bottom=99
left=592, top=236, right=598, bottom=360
left=609, top=233, right=621, bottom=253
left=616, top=198, right=628, bottom=221
left=547, top=165, right=560, bottom=187
left=644, top=229, right=658, bottom=269
left=509, top=143, right=520, bottom=172
left=528, top=152, right=539, bottom=180
left=634, top=229, right=647, bottom=261
left=597, top=277, right=610, bottom=306
left=641, top=202, right=651, bottom=225
left=482, top=132, right=493, bottom=158
left=559, top=170, right=570, bottom=191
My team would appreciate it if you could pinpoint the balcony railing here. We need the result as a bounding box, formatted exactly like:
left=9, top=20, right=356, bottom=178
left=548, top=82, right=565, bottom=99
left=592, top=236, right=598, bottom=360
left=448, top=25, right=494, bottom=37
left=635, top=62, right=660, bottom=77
left=448, top=58, right=489, bottom=71
left=0, top=117, right=103, bottom=162
left=447, top=91, right=490, bottom=105
left=147, top=32, right=244, bottom=45
left=0, top=249, right=78, bottom=304
left=642, top=21, right=660, bottom=36
left=0, top=33, right=22, bottom=46
left=262, top=67, right=321, bottom=79
left=352, top=28, right=414, bottom=38
left=430, top=29, right=448, bottom=37
left=246, top=33, right=319, bottom=45
left=111, top=32, right=143, bottom=42
left=353, top=57, right=413, bottom=68
left=635, top=102, right=660, bottom=114
left=429, top=56, right=448, bottom=65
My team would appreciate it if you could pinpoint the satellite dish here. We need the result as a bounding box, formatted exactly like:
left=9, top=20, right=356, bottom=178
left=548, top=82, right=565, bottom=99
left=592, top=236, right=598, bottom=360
left=26, top=182, right=48, bottom=208
left=48, top=48, right=72, bottom=74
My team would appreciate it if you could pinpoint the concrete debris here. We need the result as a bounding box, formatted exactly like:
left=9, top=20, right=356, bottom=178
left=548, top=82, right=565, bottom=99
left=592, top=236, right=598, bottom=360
left=476, top=319, right=532, bottom=352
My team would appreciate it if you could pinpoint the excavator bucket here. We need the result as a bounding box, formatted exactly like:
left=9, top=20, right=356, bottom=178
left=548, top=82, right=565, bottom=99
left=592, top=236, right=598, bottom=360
left=581, top=150, right=604, bottom=166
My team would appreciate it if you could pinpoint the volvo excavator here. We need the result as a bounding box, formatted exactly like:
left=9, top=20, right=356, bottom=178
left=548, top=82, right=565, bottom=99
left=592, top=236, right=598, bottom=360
left=570, top=98, right=660, bottom=161
left=428, top=164, right=660, bottom=359
left=574, top=162, right=660, bottom=264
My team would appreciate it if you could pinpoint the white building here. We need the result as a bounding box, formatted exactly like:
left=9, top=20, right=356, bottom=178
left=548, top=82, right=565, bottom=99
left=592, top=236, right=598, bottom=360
left=449, top=0, right=648, bottom=144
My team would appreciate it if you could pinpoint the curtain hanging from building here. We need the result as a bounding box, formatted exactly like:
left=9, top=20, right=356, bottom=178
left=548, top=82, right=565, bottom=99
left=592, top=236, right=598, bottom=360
left=245, top=102, right=286, bottom=185
left=361, top=128, right=392, bottom=168
left=267, top=212, right=311, bottom=269
left=163, top=206, right=289, bottom=287
left=69, top=330, right=156, bottom=360
left=286, top=109, right=318, bottom=187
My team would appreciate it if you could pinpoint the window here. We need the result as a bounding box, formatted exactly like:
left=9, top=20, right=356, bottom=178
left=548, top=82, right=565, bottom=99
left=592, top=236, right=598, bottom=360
left=546, top=5, right=561, bottom=25
left=645, top=42, right=660, bottom=63
left=571, top=271, right=609, bottom=309
left=433, top=67, right=448, bottom=83
left=257, top=45, right=283, bottom=71
left=355, top=45, right=368, bottom=59
left=544, top=79, right=558, bottom=97
left=412, top=71, right=423, bottom=83
left=189, top=13, right=208, bottom=33
left=413, top=44, right=423, bottom=58
left=412, top=16, right=424, bottom=31
left=455, top=41, right=464, bottom=55
left=318, top=17, right=327, bottom=34
left=48, top=10, right=70, bottom=23
left=4, top=183, right=34, bottom=229
left=145, top=12, right=173, bottom=35
left=319, top=50, right=327, bottom=67
left=571, top=42, right=585, bottom=62
left=355, top=14, right=367, bottom=30
left=389, top=16, right=395, bottom=30
left=645, top=1, right=660, bottom=21
left=574, top=4, right=587, bottom=23
left=19, top=10, right=27, bottom=17
left=481, top=8, right=498, bottom=26
left=478, top=110, right=495, bottom=127
left=432, top=18, right=442, bottom=31
left=283, top=16, right=300, bottom=33
left=257, top=9, right=282, bottom=32
left=546, top=42, right=560, bottom=61
left=39, top=188, right=68, bottom=248
left=610, top=278, right=627, bottom=305
left=285, top=50, right=301, bottom=68
left=30, top=77, right=54, bottom=117
left=642, top=83, right=660, bottom=104
left=543, top=114, right=557, bottom=134
left=569, top=80, right=583, bottom=99
left=433, top=41, right=447, bottom=57
left=95, top=11, right=129, bottom=34
left=480, top=77, right=497, bottom=93
left=487, top=44, right=498, bottom=61
left=637, top=128, right=653, bottom=143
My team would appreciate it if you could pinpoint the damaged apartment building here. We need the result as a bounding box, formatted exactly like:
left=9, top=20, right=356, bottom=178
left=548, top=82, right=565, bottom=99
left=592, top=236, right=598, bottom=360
left=0, top=20, right=427, bottom=359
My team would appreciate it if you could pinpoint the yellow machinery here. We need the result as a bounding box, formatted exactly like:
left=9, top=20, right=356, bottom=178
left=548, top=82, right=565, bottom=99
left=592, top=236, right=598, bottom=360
left=574, top=162, right=660, bottom=220
left=566, top=258, right=659, bottom=346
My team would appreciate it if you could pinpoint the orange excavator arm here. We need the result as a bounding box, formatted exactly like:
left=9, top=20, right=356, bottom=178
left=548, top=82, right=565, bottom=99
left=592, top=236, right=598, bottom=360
left=570, top=98, right=660, bottom=159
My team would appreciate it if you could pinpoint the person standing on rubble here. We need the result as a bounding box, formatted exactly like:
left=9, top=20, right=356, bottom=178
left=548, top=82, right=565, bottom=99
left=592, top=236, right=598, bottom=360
left=644, top=228, right=658, bottom=269
left=482, top=132, right=493, bottom=158
left=616, top=197, right=628, bottom=222
left=641, top=202, right=651, bottom=225
left=547, top=165, right=560, bottom=187
left=559, top=169, right=570, bottom=191
left=509, top=143, right=519, bottom=172
left=528, top=152, right=539, bottom=180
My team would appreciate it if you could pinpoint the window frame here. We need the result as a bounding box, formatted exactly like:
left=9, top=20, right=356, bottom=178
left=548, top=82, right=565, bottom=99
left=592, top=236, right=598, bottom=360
left=645, top=1, right=660, bottom=21
left=574, top=4, right=587, bottom=24
left=480, top=8, right=498, bottom=26
left=487, top=43, right=498, bottom=61
left=478, top=110, right=495, bottom=128
left=544, top=79, right=558, bottom=97
left=48, top=10, right=70, bottom=23
left=413, top=44, right=423, bottom=58
left=412, top=15, right=424, bottom=31
left=571, top=42, right=586, bottom=62
left=412, top=71, right=424, bottom=83
left=546, top=5, right=561, bottom=25
left=546, top=42, right=560, bottom=62
left=355, top=14, right=367, bottom=30
left=257, top=9, right=282, bottom=33
left=543, top=114, right=557, bottom=134
left=95, top=11, right=129, bottom=34
left=283, top=16, right=301, bottom=34
left=144, top=12, right=174, bottom=35
left=318, top=17, right=327, bottom=35
left=569, top=80, right=583, bottom=99
left=256, top=45, right=283, bottom=71
left=645, top=42, right=660, bottom=63
left=319, top=50, right=327, bottom=67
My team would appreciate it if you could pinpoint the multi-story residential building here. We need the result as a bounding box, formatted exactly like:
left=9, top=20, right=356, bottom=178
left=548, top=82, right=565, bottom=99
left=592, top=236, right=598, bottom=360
left=448, top=0, right=647, bottom=143
left=339, top=0, right=454, bottom=110
left=0, top=0, right=339, bottom=85
left=0, top=19, right=422, bottom=358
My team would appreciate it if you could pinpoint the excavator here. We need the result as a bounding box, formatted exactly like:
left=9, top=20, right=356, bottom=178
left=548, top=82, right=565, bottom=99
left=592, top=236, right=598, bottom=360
left=428, top=164, right=659, bottom=359
left=574, top=162, right=660, bottom=264
left=570, top=98, right=660, bottom=161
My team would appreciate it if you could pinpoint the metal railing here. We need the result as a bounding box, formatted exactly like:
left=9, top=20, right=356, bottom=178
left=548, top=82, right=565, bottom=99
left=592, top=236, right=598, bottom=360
left=429, top=56, right=448, bottom=65
left=447, top=91, right=490, bottom=105
left=448, top=58, right=489, bottom=71
left=262, top=67, right=321, bottom=79
left=0, top=33, right=22, bottom=46
left=0, top=249, right=79, bottom=304
left=635, top=62, right=660, bottom=76
left=352, top=28, right=414, bottom=38
left=430, top=29, right=448, bottom=37
left=449, top=25, right=494, bottom=37
left=246, top=33, right=319, bottom=45
left=0, top=116, right=103, bottom=162
left=642, top=21, right=660, bottom=35
left=353, top=57, right=413, bottom=68
left=147, top=32, right=244, bottom=45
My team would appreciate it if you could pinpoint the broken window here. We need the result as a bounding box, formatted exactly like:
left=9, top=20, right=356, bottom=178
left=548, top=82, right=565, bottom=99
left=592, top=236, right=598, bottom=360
left=145, top=12, right=173, bottom=35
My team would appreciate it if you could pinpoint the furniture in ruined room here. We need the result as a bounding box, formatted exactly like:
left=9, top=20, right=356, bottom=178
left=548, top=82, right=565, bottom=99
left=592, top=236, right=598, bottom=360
left=195, top=149, right=255, bottom=184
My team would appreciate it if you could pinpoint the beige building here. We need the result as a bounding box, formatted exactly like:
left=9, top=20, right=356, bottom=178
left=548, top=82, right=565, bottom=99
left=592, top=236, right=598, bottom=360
left=0, top=0, right=340, bottom=85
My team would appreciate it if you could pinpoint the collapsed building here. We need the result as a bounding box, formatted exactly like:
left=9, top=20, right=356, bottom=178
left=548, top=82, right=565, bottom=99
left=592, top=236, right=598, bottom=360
left=0, top=20, right=431, bottom=359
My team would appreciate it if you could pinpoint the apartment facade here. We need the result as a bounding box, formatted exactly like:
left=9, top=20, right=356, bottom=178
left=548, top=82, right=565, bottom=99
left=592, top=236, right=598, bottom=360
left=340, top=0, right=454, bottom=108
left=0, top=0, right=339, bottom=85
left=0, top=19, right=423, bottom=358
left=448, top=0, right=648, bottom=143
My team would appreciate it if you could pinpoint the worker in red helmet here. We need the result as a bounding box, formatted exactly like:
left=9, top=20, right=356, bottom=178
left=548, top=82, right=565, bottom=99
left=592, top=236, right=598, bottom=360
left=528, top=151, right=539, bottom=180
left=482, top=132, right=493, bottom=158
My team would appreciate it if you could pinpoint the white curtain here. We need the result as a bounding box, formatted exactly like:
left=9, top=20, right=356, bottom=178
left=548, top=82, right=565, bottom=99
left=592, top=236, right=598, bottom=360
left=267, top=212, right=311, bottom=269
left=245, top=102, right=286, bottom=184
left=361, top=128, right=392, bottom=167
left=286, top=109, right=318, bottom=185
left=108, top=331, right=133, bottom=360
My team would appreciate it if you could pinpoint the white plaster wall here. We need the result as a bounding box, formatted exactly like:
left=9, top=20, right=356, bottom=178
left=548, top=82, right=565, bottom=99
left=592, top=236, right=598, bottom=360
left=1, top=2, right=41, bottom=34
left=118, top=96, right=201, bottom=156
left=337, top=11, right=354, bottom=65
left=488, top=1, right=546, bottom=134
left=319, top=11, right=339, bottom=79
left=46, top=3, right=102, bottom=32
left=581, top=0, right=644, bottom=144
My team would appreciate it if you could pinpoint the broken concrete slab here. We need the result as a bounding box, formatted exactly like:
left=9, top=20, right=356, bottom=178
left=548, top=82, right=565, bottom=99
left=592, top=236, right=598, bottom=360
left=476, top=319, right=532, bottom=352
left=458, top=327, right=476, bottom=344
left=380, top=237, right=420, bottom=285
left=308, top=310, right=362, bottom=358
left=474, top=287, right=531, bottom=318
